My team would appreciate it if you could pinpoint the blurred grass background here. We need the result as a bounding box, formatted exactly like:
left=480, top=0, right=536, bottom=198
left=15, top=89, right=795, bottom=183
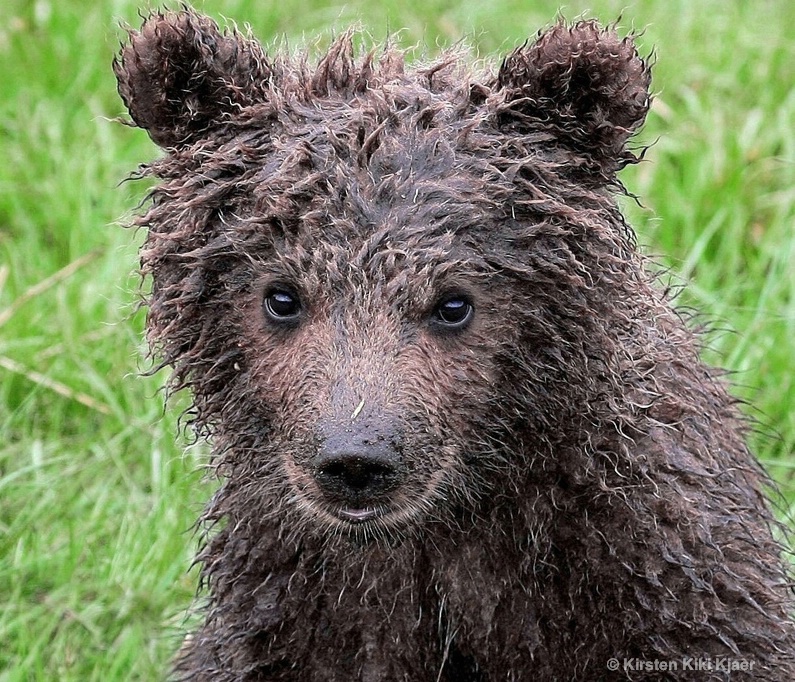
left=1, top=0, right=793, bottom=678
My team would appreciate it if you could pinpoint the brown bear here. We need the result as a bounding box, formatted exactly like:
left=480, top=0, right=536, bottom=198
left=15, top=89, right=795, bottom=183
left=114, top=8, right=795, bottom=681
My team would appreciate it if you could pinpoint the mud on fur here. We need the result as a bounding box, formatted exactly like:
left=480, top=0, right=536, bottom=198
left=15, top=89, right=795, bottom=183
left=114, top=8, right=795, bottom=681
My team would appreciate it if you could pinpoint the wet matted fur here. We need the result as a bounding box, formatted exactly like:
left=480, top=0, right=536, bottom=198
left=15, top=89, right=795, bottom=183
left=114, top=8, right=795, bottom=681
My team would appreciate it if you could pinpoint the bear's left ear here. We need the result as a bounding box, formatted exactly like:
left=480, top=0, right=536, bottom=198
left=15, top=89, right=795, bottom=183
left=113, top=9, right=272, bottom=148
left=496, top=20, right=651, bottom=179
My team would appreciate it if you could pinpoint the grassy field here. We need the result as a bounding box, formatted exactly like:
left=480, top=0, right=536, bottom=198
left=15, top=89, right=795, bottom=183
left=1, top=0, right=793, bottom=678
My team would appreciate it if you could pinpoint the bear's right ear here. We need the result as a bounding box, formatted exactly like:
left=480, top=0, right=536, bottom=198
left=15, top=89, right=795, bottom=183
left=113, top=9, right=272, bottom=148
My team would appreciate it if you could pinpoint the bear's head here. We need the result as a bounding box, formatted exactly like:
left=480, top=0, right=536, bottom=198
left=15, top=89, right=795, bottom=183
left=115, top=10, right=651, bottom=540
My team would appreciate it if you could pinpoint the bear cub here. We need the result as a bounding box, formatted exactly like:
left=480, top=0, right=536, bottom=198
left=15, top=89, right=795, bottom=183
left=115, top=9, right=795, bottom=681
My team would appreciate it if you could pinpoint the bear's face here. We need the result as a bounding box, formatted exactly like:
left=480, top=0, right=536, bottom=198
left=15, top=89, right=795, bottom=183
left=115, top=10, right=650, bottom=538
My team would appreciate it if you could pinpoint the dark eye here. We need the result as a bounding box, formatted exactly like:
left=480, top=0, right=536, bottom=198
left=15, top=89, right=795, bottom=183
left=264, top=289, right=301, bottom=322
left=433, top=295, right=473, bottom=330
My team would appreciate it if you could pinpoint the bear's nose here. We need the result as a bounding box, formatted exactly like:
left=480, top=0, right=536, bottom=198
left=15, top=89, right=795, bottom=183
left=313, top=440, right=404, bottom=505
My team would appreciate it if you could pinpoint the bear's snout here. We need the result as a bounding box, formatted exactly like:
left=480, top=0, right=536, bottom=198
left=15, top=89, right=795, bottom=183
left=312, top=426, right=406, bottom=518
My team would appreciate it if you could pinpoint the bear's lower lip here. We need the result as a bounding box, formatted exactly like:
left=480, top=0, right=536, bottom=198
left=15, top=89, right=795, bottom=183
left=337, top=507, right=379, bottom=522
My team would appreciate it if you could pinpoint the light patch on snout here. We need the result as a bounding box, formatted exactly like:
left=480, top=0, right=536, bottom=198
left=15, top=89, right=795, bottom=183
left=351, top=398, right=365, bottom=420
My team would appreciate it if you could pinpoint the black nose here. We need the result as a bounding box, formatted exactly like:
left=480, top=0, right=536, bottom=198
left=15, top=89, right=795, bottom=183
left=313, top=441, right=404, bottom=504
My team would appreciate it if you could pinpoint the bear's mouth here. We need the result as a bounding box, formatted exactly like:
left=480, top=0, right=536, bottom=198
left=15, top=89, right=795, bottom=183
left=336, top=507, right=380, bottom=523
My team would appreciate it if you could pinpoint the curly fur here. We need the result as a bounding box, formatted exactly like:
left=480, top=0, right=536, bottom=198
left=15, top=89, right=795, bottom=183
left=115, top=9, right=795, bottom=681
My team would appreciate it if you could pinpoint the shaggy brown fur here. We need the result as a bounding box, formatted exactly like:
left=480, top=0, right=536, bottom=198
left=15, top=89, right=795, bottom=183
left=115, top=9, right=795, bottom=681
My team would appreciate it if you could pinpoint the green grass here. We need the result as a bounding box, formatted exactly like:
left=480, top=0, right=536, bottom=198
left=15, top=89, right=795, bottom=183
left=1, top=0, right=793, bottom=678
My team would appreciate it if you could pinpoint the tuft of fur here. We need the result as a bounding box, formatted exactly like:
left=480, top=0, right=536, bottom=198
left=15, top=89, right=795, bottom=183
left=115, top=9, right=795, bottom=681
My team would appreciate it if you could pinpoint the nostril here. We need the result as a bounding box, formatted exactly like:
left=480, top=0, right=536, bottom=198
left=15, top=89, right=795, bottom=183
left=320, top=456, right=396, bottom=491
left=315, top=453, right=402, bottom=502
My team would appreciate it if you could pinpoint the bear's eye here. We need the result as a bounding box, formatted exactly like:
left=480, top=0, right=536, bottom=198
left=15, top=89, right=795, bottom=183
left=264, top=289, right=301, bottom=322
left=432, top=295, right=474, bottom=330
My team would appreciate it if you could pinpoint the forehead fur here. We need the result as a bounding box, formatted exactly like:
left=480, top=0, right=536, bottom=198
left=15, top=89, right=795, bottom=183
left=229, top=34, right=500, bottom=261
